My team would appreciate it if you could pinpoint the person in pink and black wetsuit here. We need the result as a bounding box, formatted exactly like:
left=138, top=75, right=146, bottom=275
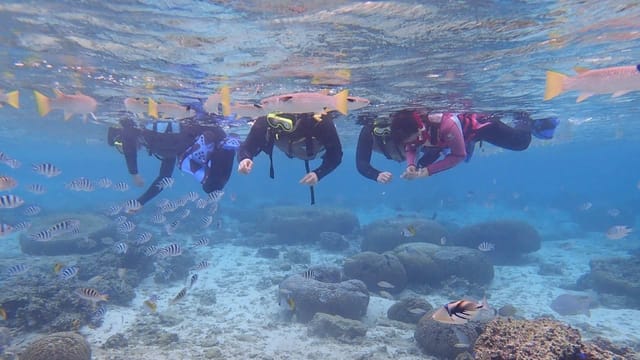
left=355, top=109, right=558, bottom=182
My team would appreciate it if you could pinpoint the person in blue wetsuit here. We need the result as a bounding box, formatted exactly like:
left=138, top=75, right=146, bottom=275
left=107, top=114, right=238, bottom=207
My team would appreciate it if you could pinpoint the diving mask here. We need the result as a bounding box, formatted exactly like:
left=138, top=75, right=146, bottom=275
left=373, top=126, right=391, bottom=137
left=266, top=113, right=294, bottom=132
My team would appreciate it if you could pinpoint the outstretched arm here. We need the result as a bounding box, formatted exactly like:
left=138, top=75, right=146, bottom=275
left=355, top=125, right=382, bottom=182
left=312, top=118, right=343, bottom=181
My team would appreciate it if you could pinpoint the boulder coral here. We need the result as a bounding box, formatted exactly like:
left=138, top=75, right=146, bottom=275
left=20, top=332, right=91, bottom=360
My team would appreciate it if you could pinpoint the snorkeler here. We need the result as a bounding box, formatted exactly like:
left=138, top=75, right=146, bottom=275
left=107, top=114, right=238, bottom=208
left=355, top=109, right=559, bottom=182
left=236, top=112, right=343, bottom=204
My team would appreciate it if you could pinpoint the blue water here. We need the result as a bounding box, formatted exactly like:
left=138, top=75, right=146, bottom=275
left=1, top=0, right=640, bottom=358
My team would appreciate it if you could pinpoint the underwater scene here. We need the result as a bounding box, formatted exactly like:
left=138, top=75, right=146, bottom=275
left=1, top=0, right=640, bottom=359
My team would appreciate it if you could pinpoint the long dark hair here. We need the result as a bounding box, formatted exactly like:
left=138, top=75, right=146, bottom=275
left=390, top=110, right=420, bottom=144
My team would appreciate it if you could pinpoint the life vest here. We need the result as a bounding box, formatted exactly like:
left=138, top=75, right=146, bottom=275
left=266, top=113, right=325, bottom=161
left=179, top=133, right=215, bottom=183
left=371, top=120, right=405, bottom=162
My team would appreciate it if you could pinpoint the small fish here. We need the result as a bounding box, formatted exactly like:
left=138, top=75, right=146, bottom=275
left=47, top=219, right=81, bottom=237
left=401, top=225, right=416, bottom=238
left=113, top=242, right=128, bottom=254
left=184, top=191, right=199, bottom=202
left=23, top=205, right=42, bottom=216
left=170, top=287, right=188, bottom=304
left=91, top=304, right=107, bottom=323
left=134, top=232, right=153, bottom=245
left=187, top=273, right=198, bottom=289
left=606, top=225, right=632, bottom=240
left=195, top=199, right=208, bottom=209
left=97, top=177, right=113, bottom=188
left=286, top=297, right=296, bottom=312
left=6, top=263, right=29, bottom=276
left=150, top=213, right=166, bottom=224
left=0, top=176, right=17, bottom=191
left=0, top=158, right=21, bottom=169
left=157, top=243, right=182, bottom=258
left=30, top=229, right=53, bottom=242
left=53, top=262, right=66, bottom=274
left=143, top=299, right=157, bottom=313
left=452, top=327, right=471, bottom=349
left=0, top=307, right=6, bottom=321
left=147, top=98, right=195, bottom=120
left=75, top=287, right=109, bottom=302
left=208, top=190, right=224, bottom=203
left=545, top=64, right=640, bottom=103
left=200, top=215, right=213, bottom=228
left=113, top=215, right=128, bottom=225
left=578, top=202, right=592, bottom=211
left=301, top=269, right=315, bottom=280
left=12, top=221, right=31, bottom=232
left=26, top=184, right=46, bottom=194
left=478, top=242, right=495, bottom=252
left=123, top=199, right=142, bottom=214
left=105, top=204, right=122, bottom=216
left=0, top=194, right=24, bottom=209
left=117, top=221, right=136, bottom=234
left=164, top=220, right=179, bottom=235
left=179, top=208, right=191, bottom=219
left=58, top=265, right=79, bottom=281
left=0, top=89, right=19, bottom=109
left=32, top=163, right=62, bottom=177
left=113, top=182, right=130, bottom=192
left=0, top=223, right=13, bottom=237
left=190, top=236, right=209, bottom=249
left=408, top=308, right=428, bottom=315
left=66, top=177, right=95, bottom=192
left=432, top=298, right=487, bottom=325
left=377, top=281, right=395, bottom=289
left=156, top=177, right=174, bottom=190
left=440, top=236, right=447, bottom=245
left=607, top=208, right=621, bottom=217
left=143, top=245, right=159, bottom=256
left=33, top=89, right=97, bottom=122
left=379, top=290, right=394, bottom=300
left=191, top=260, right=210, bottom=272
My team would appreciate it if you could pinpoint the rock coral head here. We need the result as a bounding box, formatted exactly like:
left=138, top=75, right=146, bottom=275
left=19, top=331, right=91, bottom=360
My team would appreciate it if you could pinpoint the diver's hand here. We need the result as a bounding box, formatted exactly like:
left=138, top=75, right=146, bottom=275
left=376, top=171, right=392, bottom=184
left=238, top=159, right=253, bottom=174
left=299, top=172, right=319, bottom=186
left=400, top=165, right=419, bottom=180
left=132, top=174, right=145, bottom=187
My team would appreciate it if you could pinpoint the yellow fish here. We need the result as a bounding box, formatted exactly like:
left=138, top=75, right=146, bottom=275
left=545, top=64, right=640, bottom=103
left=143, top=300, right=157, bottom=313
left=286, top=297, right=296, bottom=312
left=147, top=98, right=195, bottom=120
left=0, top=307, right=6, bottom=321
left=0, top=90, right=19, bottom=109
left=53, top=262, right=65, bottom=274
left=34, top=89, right=97, bottom=122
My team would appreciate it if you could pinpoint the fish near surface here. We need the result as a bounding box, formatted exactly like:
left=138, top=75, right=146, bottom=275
left=545, top=64, right=640, bottom=103
left=34, top=89, right=97, bottom=121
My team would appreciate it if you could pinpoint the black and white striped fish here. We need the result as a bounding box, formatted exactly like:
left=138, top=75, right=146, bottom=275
left=189, top=236, right=209, bottom=249
left=26, top=183, right=46, bottom=194
left=155, top=177, right=174, bottom=190
left=47, top=219, right=81, bottom=237
left=187, top=273, right=198, bottom=289
left=302, top=269, right=316, bottom=280
left=170, top=287, right=188, bottom=304
left=184, top=191, right=199, bottom=202
left=208, top=190, right=224, bottom=203
left=97, top=177, right=112, bottom=188
left=164, top=220, right=179, bottom=235
left=30, top=229, right=53, bottom=241
left=32, top=163, right=62, bottom=177
left=0, top=223, right=13, bottom=237
left=117, top=221, right=136, bottom=234
left=0, top=194, right=24, bottom=209
left=75, top=287, right=108, bottom=302
left=113, top=215, right=128, bottom=224
left=208, top=202, right=219, bottom=215
left=142, top=245, right=159, bottom=256
left=113, top=242, right=128, bottom=254
left=195, top=198, right=207, bottom=209
left=58, top=265, right=79, bottom=281
left=179, top=208, right=191, bottom=219
left=2, top=158, right=21, bottom=169
left=123, top=199, right=142, bottom=213
left=191, top=260, right=210, bottom=272
left=66, top=177, right=95, bottom=192
left=200, top=215, right=213, bottom=228
left=150, top=213, right=166, bottom=224
left=12, top=221, right=31, bottom=232
left=113, top=182, right=129, bottom=192
left=105, top=204, right=122, bottom=216
left=133, top=232, right=152, bottom=245
left=6, top=263, right=29, bottom=276
left=0, top=175, right=17, bottom=191
left=159, top=200, right=179, bottom=213
left=23, top=205, right=41, bottom=216
left=157, top=243, right=182, bottom=258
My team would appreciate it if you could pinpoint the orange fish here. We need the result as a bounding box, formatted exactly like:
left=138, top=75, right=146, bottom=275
left=605, top=225, right=632, bottom=240
left=203, top=86, right=231, bottom=116
left=34, top=89, right=97, bottom=121
left=0, top=90, right=19, bottom=109
left=545, top=64, right=640, bottom=103
left=259, top=90, right=353, bottom=116
left=147, top=98, right=195, bottom=120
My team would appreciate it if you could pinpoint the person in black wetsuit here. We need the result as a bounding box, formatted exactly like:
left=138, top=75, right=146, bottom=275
left=355, top=110, right=559, bottom=183
left=107, top=115, right=237, bottom=207
left=237, top=112, right=343, bottom=203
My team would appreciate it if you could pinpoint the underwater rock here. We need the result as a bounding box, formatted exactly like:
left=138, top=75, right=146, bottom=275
left=102, top=333, right=128, bottom=349
left=393, top=242, right=493, bottom=286
left=387, top=297, right=433, bottom=324
left=256, top=247, right=280, bottom=259
left=249, top=206, right=359, bottom=244
left=497, top=304, right=518, bottom=317
left=20, top=331, right=91, bottom=360
left=361, top=217, right=448, bottom=253
left=283, top=248, right=311, bottom=264
left=586, top=256, right=640, bottom=309
left=449, top=220, right=541, bottom=264
left=414, top=310, right=478, bottom=358
left=278, top=275, right=369, bottom=322
left=550, top=293, right=596, bottom=317
left=473, top=318, right=619, bottom=360
left=307, top=313, right=367, bottom=343
left=0, top=327, right=11, bottom=352
left=19, top=212, right=115, bottom=256
left=342, top=252, right=407, bottom=293
left=538, top=262, right=564, bottom=276
left=319, top=231, right=350, bottom=252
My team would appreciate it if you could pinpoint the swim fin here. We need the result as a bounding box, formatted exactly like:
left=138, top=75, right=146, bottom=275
left=531, top=117, right=559, bottom=140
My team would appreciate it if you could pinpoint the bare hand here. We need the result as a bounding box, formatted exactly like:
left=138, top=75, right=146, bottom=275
left=238, top=159, right=253, bottom=174
left=400, top=165, right=419, bottom=180
left=132, top=174, right=145, bottom=187
left=299, top=172, right=319, bottom=186
left=376, top=171, right=392, bottom=184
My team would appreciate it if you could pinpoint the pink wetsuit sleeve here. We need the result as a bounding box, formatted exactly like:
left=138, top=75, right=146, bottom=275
left=426, top=118, right=467, bottom=175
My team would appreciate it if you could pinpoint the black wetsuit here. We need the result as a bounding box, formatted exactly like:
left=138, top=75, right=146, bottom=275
left=120, top=123, right=234, bottom=205
left=237, top=113, right=343, bottom=181
left=355, top=123, right=405, bottom=182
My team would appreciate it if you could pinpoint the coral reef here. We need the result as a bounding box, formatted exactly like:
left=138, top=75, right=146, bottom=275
left=393, top=242, right=493, bottom=286
left=19, top=331, right=91, bottom=360
left=449, top=220, right=541, bottom=263
left=581, top=255, right=640, bottom=309
left=343, top=252, right=408, bottom=293
left=361, top=217, right=448, bottom=253
left=278, top=275, right=369, bottom=322
left=473, top=317, right=620, bottom=360
left=19, top=213, right=116, bottom=256
left=246, top=206, right=359, bottom=244
left=414, top=310, right=478, bottom=358
left=307, top=313, right=368, bottom=343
